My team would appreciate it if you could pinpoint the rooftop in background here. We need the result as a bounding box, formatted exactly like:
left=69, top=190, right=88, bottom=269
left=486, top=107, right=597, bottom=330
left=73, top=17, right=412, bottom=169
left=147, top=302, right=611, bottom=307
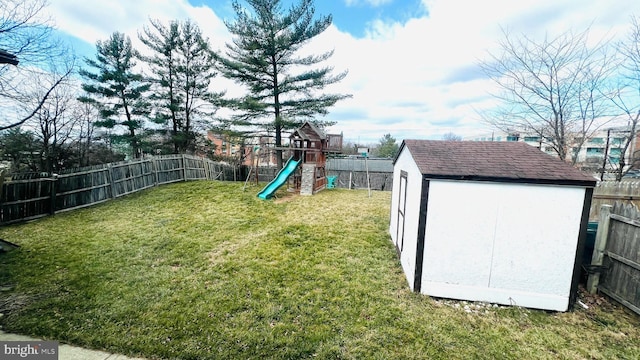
left=398, top=140, right=597, bottom=186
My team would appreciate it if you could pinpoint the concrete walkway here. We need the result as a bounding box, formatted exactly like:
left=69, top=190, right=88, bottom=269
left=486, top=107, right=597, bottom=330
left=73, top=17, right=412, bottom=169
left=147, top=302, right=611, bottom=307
left=0, top=330, right=148, bottom=360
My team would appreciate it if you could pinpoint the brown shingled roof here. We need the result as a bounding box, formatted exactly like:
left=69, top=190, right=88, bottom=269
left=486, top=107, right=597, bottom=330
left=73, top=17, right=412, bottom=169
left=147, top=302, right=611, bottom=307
left=398, top=140, right=596, bottom=186
left=290, top=121, right=325, bottom=141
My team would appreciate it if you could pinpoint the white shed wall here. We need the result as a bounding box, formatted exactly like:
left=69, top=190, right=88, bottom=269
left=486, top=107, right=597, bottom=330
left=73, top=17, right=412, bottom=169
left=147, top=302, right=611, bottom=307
left=389, top=148, right=423, bottom=290
left=421, top=180, right=586, bottom=311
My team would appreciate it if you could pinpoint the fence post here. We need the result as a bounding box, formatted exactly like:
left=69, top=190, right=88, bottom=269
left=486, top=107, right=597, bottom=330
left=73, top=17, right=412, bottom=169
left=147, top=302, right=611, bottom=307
left=587, top=204, right=612, bottom=294
left=182, top=154, right=187, bottom=181
left=49, top=175, right=58, bottom=215
left=203, top=159, right=210, bottom=180
left=0, top=170, right=5, bottom=204
left=107, top=164, right=115, bottom=198
left=152, top=157, right=159, bottom=186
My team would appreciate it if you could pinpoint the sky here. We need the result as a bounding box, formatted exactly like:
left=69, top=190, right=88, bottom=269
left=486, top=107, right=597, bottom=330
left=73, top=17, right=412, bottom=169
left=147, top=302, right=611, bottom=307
left=44, top=0, right=640, bottom=145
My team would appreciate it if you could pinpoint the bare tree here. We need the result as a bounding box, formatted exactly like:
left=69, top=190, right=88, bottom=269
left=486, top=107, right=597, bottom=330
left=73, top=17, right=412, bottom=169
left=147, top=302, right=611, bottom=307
left=442, top=132, right=462, bottom=141
left=0, top=0, right=73, bottom=131
left=22, top=72, right=78, bottom=172
left=480, top=27, right=615, bottom=165
left=607, top=15, right=640, bottom=180
left=70, top=102, right=99, bottom=167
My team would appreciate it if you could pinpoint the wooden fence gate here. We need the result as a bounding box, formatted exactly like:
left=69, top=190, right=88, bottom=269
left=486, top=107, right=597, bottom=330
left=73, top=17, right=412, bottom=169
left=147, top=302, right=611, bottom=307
left=587, top=203, right=640, bottom=315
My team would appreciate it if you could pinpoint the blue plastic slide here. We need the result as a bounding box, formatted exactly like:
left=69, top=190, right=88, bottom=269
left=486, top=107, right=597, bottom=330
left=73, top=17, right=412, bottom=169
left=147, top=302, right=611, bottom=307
left=257, top=157, right=301, bottom=199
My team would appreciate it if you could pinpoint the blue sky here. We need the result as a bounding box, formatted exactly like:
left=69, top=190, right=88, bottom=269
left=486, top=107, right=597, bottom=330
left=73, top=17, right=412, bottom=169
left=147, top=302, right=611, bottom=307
left=43, top=0, right=640, bottom=145
left=192, top=0, right=427, bottom=38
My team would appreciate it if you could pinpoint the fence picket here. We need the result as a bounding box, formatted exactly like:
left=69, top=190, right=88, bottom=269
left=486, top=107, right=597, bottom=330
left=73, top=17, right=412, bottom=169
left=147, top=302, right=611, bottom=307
left=590, top=180, right=640, bottom=220
left=591, top=201, right=640, bottom=316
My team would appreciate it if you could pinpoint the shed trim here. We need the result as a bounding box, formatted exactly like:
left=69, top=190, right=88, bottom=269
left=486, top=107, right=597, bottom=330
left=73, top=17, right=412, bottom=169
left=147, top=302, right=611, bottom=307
left=422, top=174, right=595, bottom=188
left=397, top=170, right=408, bottom=253
left=392, top=140, right=407, bottom=165
left=413, top=177, right=430, bottom=292
left=569, top=187, right=594, bottom=309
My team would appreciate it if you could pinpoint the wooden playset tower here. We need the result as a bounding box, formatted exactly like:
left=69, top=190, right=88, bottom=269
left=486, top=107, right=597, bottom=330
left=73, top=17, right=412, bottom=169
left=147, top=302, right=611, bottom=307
left=288, top=122, right=342, bottom=195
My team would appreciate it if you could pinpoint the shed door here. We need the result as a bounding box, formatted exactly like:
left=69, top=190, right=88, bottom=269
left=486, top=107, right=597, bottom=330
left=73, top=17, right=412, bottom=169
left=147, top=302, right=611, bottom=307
left=396, top=171, right=408, bottom=252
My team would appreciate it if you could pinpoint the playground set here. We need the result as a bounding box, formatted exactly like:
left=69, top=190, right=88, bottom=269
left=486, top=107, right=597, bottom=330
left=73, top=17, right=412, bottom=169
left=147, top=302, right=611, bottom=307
left=257, top=122, right=343, bottom=199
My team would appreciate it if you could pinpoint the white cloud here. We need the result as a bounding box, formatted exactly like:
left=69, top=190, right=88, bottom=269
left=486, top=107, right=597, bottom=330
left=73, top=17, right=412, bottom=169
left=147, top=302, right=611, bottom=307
left=47, top=1, right=182, bottom=44
left=344, top=0, right=393, bottom=7
left=46, top=0, right=229, bottom=48
left=326, top=0, right=640, bottom=143
left=43, top=0, right=640, bottom=145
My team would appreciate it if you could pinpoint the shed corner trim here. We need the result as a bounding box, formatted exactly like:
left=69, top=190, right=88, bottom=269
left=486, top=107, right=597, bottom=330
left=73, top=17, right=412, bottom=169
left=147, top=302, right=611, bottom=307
left=413, top=176, right=430, bottom=293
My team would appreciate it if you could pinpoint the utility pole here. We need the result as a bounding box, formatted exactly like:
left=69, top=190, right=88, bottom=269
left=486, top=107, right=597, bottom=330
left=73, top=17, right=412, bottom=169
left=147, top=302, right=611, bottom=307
left=601, top=129, right=611, bottom=181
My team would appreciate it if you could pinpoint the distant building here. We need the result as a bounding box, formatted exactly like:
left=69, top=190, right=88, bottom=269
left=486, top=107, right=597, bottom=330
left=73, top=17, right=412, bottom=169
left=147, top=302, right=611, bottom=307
left=464, top=127, right=640, bottom=177
left=206, top=131, right=243, bottom=158
left=206, top=131, right=278, bottom=167
left=245, top=135, right=278, bottom=167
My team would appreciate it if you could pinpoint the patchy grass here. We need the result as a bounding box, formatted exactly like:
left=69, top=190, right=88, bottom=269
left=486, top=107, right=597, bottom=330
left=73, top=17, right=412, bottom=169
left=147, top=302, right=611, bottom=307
left=0, top=181, right=638, bottom=360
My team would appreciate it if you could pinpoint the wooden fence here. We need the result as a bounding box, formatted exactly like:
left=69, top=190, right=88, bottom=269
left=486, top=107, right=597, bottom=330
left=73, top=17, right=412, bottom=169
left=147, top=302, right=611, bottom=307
left=0, top=155, right=242, bottom=225
left=247, top=158, right=394, bottom=190
left=326, top=158, right=394, bottom=191
left=0, top=156, right=387, bottom=226
left=587, top=203, right=640, bottom=316
left=590, top=180, right=640, bottom=221
left=327, top=170, right=393, bottom=191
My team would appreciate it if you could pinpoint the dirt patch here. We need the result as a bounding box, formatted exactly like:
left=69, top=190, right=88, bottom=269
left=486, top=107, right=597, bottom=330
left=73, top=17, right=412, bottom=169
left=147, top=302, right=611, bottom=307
left=273, top=193, right=299, bottom=204
left=0, top=291, right=36, bottom=318
left=576, top=286, right=620, bottom=312
left=207, top=229, right=269, bottom=263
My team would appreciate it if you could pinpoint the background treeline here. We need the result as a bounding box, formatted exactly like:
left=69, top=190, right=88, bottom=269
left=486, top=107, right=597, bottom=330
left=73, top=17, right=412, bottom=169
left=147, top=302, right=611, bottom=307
left=1, top=0, right=351, bottom=175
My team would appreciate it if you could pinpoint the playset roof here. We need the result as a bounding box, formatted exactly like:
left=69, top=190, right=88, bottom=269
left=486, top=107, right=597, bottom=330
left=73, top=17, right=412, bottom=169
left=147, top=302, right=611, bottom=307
left=290, top=122, right=326, bottom=141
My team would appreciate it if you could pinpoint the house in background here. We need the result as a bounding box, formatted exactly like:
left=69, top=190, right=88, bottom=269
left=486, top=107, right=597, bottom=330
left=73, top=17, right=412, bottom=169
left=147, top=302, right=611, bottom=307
left=389, top=140, right=596, bottom=311
left=206, top=131, right=243, bottom=158
left=465, top=127, right=640, bottom=177
left=206, top=131, right=278, bottom=166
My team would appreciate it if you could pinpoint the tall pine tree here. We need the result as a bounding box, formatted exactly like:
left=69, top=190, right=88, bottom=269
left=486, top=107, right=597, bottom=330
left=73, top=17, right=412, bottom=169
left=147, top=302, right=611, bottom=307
left=139, top=19, right=223, bottom=153
left=138, top=19, right=180, bottom=153
left=216, top=0, right=350, bottom=168
left=79, top=32, right=150, bottom=158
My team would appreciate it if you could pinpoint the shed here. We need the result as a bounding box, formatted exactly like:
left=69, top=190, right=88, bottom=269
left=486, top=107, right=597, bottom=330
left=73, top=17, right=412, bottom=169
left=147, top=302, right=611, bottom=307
left=389, top=140, right=596, bottom=311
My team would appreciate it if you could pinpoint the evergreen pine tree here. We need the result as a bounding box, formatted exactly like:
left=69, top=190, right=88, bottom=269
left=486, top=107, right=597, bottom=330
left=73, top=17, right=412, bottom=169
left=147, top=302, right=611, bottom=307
left=375, top=134, right=399, bottom=158
left=79, top=32, right=150, bottom=158
left=216, top=0, right=351, bottom=168
left=139, top=19, right=223, bottom=153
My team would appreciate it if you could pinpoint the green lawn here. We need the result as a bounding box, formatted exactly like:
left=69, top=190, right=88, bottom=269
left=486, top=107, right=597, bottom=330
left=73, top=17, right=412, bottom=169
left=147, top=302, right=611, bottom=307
left=0, top=181, right=638, bottom=359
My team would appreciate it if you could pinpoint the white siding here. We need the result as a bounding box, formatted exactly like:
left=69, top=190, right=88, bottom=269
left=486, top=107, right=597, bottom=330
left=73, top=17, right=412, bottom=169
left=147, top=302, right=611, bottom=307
left=389, top=147, right=423, bottom=290
left=420, top=180, right=586, bottom=311
left=421, top=182, right=497, bottom=287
